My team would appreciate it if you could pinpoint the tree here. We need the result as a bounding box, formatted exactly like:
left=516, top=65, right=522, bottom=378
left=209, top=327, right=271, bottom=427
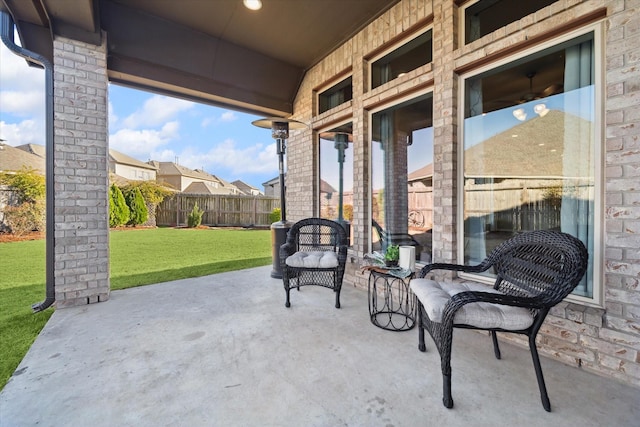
left=109, top=184, right=130, bottom=227
left=125, top=187, right=148, bottom=226
left=0, top=168, right=46, bottom=234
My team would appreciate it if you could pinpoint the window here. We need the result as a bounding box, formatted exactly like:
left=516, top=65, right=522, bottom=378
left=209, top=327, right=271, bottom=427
left=318, top=77, right=353, bottom=114
left=371, top=30, right=433, bottom=89
left=460, top=28, right=601, bottom=302
left=319, top=122, right=354, bottom=239
left=370, top=93, right=434, bottom=262
left=462, top=0, right=556, bottom=45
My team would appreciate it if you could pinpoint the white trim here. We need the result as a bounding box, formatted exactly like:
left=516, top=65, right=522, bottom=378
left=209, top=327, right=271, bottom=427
left=457, top=22, right=604, bottom=307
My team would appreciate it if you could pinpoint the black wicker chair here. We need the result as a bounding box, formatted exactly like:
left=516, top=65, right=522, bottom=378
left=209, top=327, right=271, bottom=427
left=280, top=218, right=348, bottom=308
left=410, top=230, right=588, bottom=411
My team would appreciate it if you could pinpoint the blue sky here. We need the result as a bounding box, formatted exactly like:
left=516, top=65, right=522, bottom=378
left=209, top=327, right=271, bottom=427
left=0, top=38, right=279, bottom=190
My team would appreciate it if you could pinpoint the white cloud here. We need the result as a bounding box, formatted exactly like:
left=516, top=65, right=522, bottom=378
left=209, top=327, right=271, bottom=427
left=0, top=90, right=45, bottom=118
left=0, top=42, right=46, bottom=124
left=168, top=139, right=277, bottom=175
left=0, top=120, right=44, bottom=146
left=0, top=44, right=45, bottom=93
left=109, top=121, right=180, bottom=157
left=200, top=110, right=238, bottom=127
left=220, top=111, right=237, bottom=122
left=121, top=95, right=194, bottom=129
left=108, top=101, right=118, bottom=127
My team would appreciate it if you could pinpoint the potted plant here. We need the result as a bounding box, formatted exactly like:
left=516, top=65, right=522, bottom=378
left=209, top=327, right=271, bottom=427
left=384, top=244, right=400, bottom=267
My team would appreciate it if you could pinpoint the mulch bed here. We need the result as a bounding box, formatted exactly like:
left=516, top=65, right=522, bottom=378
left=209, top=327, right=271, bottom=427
left=0, top=231, right=45, bottom=243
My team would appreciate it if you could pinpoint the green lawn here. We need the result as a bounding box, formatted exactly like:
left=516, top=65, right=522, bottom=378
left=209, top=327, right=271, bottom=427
left=0, top=227, right=272, bottom=390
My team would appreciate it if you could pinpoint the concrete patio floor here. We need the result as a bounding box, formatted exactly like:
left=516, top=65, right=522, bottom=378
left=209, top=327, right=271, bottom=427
left=1, top=265, right=638, bottom=427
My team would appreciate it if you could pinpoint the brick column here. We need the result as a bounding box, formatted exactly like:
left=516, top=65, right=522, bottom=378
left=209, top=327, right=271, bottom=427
left=431, top=0, right=458, bottom=263
left=53, top=35, right=110, bottom=307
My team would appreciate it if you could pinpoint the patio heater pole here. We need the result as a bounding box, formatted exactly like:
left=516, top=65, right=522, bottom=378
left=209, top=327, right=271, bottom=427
left=320, top=131, right=352, bottom=244
left=252, top=117, right=307, bottom=278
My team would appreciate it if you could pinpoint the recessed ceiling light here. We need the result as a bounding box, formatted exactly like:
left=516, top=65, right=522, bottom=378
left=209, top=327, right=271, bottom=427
left=243, top=0, right=262, bottom=11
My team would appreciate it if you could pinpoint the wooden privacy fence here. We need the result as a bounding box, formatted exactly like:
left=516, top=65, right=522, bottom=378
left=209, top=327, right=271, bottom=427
left=157, top=194, right=280, bottom=227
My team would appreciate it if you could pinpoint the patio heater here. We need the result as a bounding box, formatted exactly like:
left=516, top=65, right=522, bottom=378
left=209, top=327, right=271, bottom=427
left=252, top=117, right=307, bottom=278
left=319, top=131, right=352, bottom=244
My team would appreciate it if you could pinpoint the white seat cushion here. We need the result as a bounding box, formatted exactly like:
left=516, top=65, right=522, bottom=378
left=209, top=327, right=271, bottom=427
left=286, top=251, right=339, bottom=269
left=410, top=279, right=534, bottom=331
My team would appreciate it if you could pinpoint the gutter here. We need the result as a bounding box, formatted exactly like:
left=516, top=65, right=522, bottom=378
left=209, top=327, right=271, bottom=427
left=1, top=11, right=56, bottom=312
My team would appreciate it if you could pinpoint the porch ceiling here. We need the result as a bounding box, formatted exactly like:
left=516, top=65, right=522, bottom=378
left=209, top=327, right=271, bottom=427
left=0, top=0, right=399, bottom=116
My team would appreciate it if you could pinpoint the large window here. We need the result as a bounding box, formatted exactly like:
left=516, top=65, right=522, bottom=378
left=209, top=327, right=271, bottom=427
left=371, top=93, right=434, bottom=262
left=461, top=28, right=601, bottom=302
left=319, top=123, right=354, bottom=238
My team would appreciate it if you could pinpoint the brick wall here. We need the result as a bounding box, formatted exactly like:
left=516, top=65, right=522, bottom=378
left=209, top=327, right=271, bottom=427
left=53, top=35, right=110, bottom=307
left=288, top=0, right=639, bottom=388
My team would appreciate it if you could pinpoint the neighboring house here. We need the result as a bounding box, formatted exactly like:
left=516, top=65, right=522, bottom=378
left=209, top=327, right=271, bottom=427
left=262, top=176, right=281, bottom=197
left=1, top=142, right=45, bottom=174
left=108, top=149, right=158, bottom=182
left=15, top=143, right=46, bottom=159
left=232, top=180, right=262, bottom=196
left=151, top=161, right=239, bottom=195
left=319, top=179, right=337, bottom=218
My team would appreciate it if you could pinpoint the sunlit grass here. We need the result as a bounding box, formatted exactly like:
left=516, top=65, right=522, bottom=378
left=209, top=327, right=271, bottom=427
left=0, top=227, right=271, bottom=390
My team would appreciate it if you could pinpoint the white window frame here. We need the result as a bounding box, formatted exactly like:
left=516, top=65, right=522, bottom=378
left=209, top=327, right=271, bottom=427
left=456, top=22, right=605, bottom=307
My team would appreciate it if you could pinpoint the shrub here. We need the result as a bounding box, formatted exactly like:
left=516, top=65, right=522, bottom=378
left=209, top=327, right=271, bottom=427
left=125, top=187, right=148, bottom=226
left=0, top=168, right=45, bottom=203
left=109, top=184, right=130, bottom=227
left=343, top=204, right=353, bottom=221
left=121, top=180, right=173, bottom=205
left=3, top=200, right=45, bottom=236
left=269, top=208, right=281, bottom=223
left=187, top=203, right=204, bottom=228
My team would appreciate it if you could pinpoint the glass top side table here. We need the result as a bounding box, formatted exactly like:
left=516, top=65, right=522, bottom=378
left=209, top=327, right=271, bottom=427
left=367, top=269, right=416, bottom=331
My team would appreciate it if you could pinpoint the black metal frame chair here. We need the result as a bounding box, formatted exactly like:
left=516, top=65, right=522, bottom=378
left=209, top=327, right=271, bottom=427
left=280, top=218, right=348, bottom=308
left=410, top=230, right=588, bottom=411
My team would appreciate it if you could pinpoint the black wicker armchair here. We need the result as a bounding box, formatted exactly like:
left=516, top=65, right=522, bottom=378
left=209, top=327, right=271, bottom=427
left=280, top=218, right=348, bottom=308
left=410, top=230, right=588, bottom=411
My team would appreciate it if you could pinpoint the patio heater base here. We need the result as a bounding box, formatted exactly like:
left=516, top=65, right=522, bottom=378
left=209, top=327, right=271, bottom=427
left=270, top=220, right=292, bottom=279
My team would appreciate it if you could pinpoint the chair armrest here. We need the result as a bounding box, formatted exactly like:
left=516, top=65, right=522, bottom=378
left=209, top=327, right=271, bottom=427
left=279, top=242, right=296, bottom=260
left=418, top=261, right=492, bottom=278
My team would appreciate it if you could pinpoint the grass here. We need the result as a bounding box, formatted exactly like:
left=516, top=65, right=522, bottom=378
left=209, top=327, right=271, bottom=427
left=0, top=227, right=272, bottom=390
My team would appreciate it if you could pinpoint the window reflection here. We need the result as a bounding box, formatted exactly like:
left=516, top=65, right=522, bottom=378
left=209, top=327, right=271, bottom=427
left=319, top=123, right=353, bottom=244
left=371, top=94, right=433, bottom=262
left=462, top=33, right=595, bottom=297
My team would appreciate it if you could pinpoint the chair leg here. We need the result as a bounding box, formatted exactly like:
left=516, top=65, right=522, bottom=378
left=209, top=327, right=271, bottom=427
left=335, top=285, right=341, bottom=309
left=417, top=307, right=426, bottom=352
left=442, top=372, right=454, bottom=408
left=529, top=334, right=551, bottom=412
left=284, top=278, right=291, bottom=308
left=491, top=331, right=501, bottom=359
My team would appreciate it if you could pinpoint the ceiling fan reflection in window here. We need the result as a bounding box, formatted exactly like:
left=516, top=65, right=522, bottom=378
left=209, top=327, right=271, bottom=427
left=511, top=72, right=563, bottom=121
left=518, top=72, right=563, bottom=104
